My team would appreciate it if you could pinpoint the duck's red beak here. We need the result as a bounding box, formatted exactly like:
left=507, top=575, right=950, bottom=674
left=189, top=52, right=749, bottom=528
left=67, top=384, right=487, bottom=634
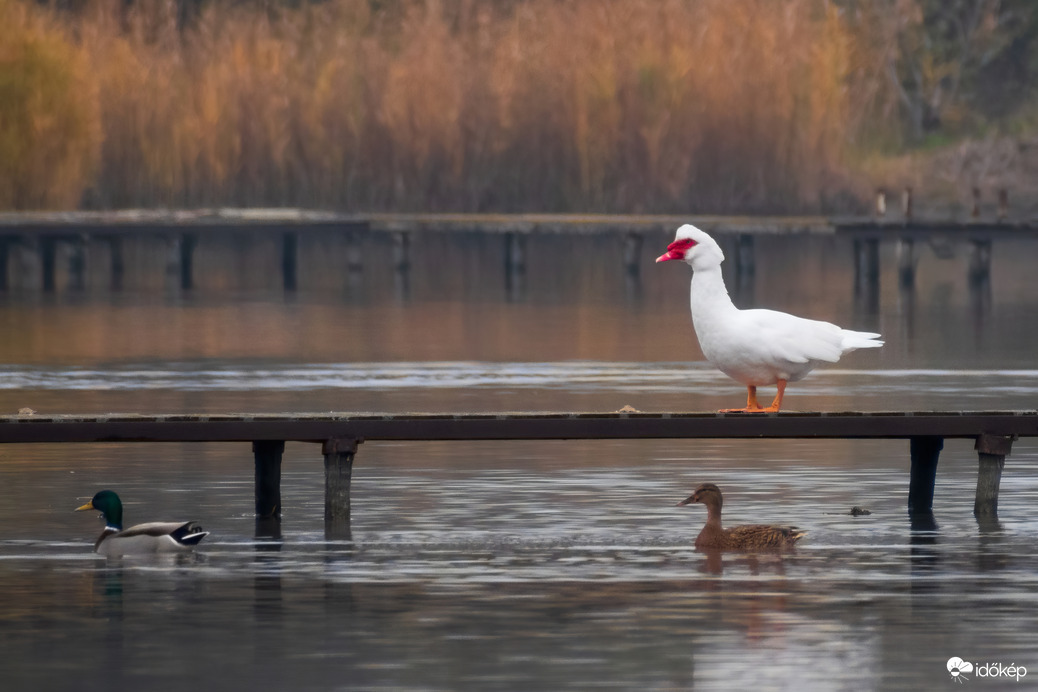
left=656, top=238, right=695, bottom=263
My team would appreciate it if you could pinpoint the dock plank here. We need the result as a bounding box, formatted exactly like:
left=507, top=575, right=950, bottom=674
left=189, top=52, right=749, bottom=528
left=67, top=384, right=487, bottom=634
left=1, top=411, right=1035, bottom=445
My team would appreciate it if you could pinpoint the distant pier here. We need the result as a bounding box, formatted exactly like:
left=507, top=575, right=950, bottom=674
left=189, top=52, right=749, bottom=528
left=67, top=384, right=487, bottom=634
left=1, top=209, right=1035, bottom=294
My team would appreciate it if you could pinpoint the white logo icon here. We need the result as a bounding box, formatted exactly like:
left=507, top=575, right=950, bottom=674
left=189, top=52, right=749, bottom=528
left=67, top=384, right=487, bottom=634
left=948, top=657, right=974, bottom=683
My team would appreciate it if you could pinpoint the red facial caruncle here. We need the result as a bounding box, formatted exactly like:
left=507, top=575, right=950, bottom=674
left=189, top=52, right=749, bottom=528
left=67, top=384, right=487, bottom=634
left=655, top=238, right=696, bottom=263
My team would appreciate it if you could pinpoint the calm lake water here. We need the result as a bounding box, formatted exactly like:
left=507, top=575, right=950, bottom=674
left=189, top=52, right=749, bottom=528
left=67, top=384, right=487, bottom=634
left=1, top=230, right=1037, bottom=691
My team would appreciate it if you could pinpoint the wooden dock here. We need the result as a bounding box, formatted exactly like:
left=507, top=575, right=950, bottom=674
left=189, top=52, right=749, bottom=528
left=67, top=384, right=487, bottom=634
left=2, top=410, right=1033, bottom=537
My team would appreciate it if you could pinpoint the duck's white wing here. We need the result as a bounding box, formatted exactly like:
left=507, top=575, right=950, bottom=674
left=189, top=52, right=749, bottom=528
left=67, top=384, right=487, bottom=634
left=741, top=309, right=847, bottom=365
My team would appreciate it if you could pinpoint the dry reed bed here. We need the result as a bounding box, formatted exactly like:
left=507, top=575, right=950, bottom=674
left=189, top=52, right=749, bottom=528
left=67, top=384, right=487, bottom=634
left=1, top=0, right=875, bottom=212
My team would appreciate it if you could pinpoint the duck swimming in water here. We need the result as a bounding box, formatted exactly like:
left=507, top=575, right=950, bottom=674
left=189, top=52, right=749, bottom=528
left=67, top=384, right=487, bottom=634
left=75, top=489, right=209, bottom=557
left=678, top=483, right=805, bottom=550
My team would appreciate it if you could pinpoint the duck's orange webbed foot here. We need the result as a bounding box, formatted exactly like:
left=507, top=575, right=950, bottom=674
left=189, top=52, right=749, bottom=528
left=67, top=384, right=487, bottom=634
left=719, top=385, right=764, bottom=413
left=719, top=381, right=786, bottom=413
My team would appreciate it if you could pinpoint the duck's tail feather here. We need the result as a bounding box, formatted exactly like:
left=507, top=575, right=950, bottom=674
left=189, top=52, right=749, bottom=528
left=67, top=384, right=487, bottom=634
left=841, top=329, right=884, bottom=350
left=171, top=522, right=209, bottom=546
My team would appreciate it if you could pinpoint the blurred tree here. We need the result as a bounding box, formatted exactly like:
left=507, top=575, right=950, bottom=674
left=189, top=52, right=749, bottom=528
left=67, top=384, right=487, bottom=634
left=842, top=0, right=1038, bottom=141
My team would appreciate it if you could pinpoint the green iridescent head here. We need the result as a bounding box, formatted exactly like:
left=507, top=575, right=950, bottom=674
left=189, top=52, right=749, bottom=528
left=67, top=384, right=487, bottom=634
left=75, top=490, right=123, bottom=530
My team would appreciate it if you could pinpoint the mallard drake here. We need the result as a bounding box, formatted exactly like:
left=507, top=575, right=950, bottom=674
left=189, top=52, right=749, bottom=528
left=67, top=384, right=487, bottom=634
left=656, top=224, right=882, bottom=412
left=75, top=489, right=209, bottom=557
left=678, top=483, right=805, bottom=550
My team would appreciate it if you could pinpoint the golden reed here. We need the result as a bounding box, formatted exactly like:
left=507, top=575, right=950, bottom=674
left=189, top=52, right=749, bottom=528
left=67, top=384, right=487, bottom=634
left=0, top=0, right=878, bottom=211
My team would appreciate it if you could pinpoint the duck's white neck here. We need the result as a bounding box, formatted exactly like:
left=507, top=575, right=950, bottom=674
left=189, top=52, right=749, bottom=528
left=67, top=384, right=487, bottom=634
left=689, top=264, right=737, bottom=323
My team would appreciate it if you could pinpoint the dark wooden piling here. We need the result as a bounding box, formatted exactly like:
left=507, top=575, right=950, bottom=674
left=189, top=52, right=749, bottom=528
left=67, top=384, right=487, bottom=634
left=504, top=232, right=526, bottom=275
left=974, top=434, right=1015, bottom=518
left=623, top=232, right=642, bottom=277
left=254, top=440, right=285, bottom=519
left=282, top=231, right=298, bottom=291
left=347, top=235, right=364, bottom=274
left=108, top=237, right=124, bottom=290
left=392, top=232, right=411, bottom=298
left=853, top=238, right=880, bottom=298
left=68, top=235, right=87, bottom=291
left=0, top=239, right=8, bottom=290
left=971, top=187, right=981, bottom=219
left=179, top=233, right=196, bottom=290
left=968, top=240, right=992, bottom=286
left=323, top=438, right=359, bottom=539
left=734, top=234, right=755, bottom=283
left=165, top=235, right=182, bottom=288
left=163, top=233, right=198, bottom=290
left=41, top=237, right=57, bottom=292
left=504, top=232, right=527, bottom=299
left=345, top=233, right=364, bottom=292
left=908, top=436, right=943, bottom=514
left=897, top=239, right=916, bottom=288
left=391, top=231, right=410, bottom=271
left=998, top=189, right=1009, bottom=220
left=902, top=186, right=913, bottom=219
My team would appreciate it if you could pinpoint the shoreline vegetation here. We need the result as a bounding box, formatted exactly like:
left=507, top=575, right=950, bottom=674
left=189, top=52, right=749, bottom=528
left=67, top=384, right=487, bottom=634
left=2, top=0, right=1037, bottom=214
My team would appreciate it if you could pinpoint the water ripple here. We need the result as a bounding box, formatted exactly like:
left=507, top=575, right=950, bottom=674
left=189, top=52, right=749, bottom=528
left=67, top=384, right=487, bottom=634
left=4, top=361, right=1038, bottom=394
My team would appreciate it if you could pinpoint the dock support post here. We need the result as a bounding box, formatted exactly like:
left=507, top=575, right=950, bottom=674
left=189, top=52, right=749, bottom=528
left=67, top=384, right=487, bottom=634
left=504, top=232, right=526, bottom=299
left=109, top=237, right=124, bottom=290
left=391, top=231, right=410, bottom=272
left=504, top=232, right=526, bottom=275
left=0, top=240, right=8, bottom=290
left=897, top=239, right=916, bottom=288
left=853, top=239, right=879, bottom=297
left=41, top=237, right=57, bottom=292
left=623, top=232, right=642, bottom=277
left=282, top=231, right=298, bottom=291
left=908, top=436, right=943, bottom=514
left=968, top=240, right=991, bottom=286
left=974, top=434, right=1015, bottom=519
left=324, top=438, right=360, bottom=540
left=735, top=234, right=755, bottom=283
left=347, top=235, right=364, bottom=275
left=165, top=234, right=195, bottom=290
left=254, top=440, right=285, bottom=520
left=68, top=235, right=87, bottom=291
left=392, top=232, right=410, bottom=299
left=180, top=233, right=196, bottom=290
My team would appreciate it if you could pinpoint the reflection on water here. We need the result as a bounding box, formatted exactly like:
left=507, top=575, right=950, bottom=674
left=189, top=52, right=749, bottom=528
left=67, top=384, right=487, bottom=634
left=4, top=449, right=1038, bottom=690
left=2, top=233, right=1038, bottom=689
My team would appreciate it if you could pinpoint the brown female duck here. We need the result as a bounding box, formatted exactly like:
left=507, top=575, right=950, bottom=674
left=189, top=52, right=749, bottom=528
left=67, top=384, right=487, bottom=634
left=678, top=483, right=805, bottom=550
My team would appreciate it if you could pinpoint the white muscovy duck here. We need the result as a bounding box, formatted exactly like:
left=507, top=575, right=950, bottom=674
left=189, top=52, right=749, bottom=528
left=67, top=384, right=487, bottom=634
left=656, top=224, right=883, bottom=412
